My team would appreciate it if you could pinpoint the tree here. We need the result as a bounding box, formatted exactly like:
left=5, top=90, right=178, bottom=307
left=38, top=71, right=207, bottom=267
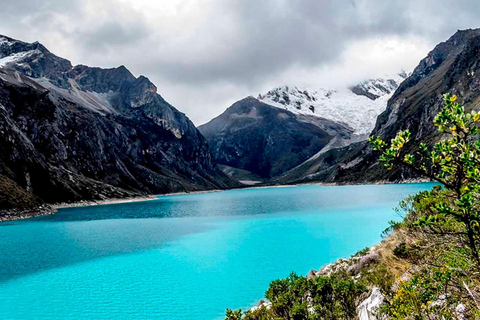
left=369, top=93, right=480, bottom=270
left=369, top=94, right=480, bottom=318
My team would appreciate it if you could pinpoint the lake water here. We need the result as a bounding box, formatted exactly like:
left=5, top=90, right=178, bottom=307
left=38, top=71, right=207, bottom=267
left=0, top=183, right=434, bottom=319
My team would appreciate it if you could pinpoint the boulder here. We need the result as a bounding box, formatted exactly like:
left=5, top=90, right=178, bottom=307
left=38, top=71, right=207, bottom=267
left=357, top=287, right=385, bottom=320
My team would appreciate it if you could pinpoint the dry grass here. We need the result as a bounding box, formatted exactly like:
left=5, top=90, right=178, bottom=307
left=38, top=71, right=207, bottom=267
left=373, top=229, right=413, bottom=278
left=0, top=174, right=39, bottom=210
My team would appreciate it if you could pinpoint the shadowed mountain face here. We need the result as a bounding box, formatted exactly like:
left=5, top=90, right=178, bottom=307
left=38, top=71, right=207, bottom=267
left=276, top=28, right=480, bottom=185
left=0, top=35, right=239, bottom=213
left=199, top=97, right=353, bottom=179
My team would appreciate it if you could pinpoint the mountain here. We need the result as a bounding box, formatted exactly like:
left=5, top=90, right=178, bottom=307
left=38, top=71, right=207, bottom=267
left=198, top=97, right=353, bottom=181
left=0, top=35, right=239, bottom=214
left=200, top=73, right=405, bottom=183
left=276, top=28, right=480, bottom=185
left=257, top=72, right=407, bottom=135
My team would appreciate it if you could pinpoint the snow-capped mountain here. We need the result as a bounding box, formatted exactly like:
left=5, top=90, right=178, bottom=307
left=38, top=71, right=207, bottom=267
left=257, top=72, right=408, bottom=134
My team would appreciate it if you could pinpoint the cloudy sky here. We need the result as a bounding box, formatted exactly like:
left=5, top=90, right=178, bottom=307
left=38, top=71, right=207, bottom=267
left=1, top=0, right=479, bottom=124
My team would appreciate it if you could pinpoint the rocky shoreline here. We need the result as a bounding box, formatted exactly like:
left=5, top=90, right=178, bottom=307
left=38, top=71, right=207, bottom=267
left=52, top=196, right=159, bottom=210
left=0, top=205, right=56, bottom=223
left=247, top=226, right=468, bottom=320
left=271, top=177, right=432, bottom=188
left=0, top=195, right=158, bottom=223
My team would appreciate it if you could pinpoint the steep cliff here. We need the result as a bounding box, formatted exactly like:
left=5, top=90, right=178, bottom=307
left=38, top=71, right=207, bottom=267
left=277, top=28, right=480, bottom=185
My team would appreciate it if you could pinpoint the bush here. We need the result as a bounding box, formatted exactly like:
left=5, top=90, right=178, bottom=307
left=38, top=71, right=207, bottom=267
left=225, top=309, right=243, bottom=320
left=226, top=272, right=366, bottom=320
left=352, top=247, right=370, bottom=257
left=392, top=241, right=409, bottom=259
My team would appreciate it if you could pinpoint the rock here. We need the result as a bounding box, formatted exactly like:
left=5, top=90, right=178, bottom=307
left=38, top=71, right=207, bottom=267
left=250, top=300, right=271, bottom=312
left=357, top=287, right=385, bottom=320
left=430, top=294, right=448, bottom=308
left=456, top=303, right=466, bottom=320
left=307, top=269, right=317, bottom=278
left=317, top=263, right=334, bottom=277
left=317, top=259, right=353, bottom=277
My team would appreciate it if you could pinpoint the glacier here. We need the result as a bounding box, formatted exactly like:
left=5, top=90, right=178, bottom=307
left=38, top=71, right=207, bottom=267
left=258, top=72, right=408, bottom=134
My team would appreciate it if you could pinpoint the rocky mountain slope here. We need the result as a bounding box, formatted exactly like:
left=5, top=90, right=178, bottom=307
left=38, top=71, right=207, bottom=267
left=257, top=72, right=407, bottom=135
left=198, top=97, right=353, bottom=180
left=277, top=28, right=480, bottom=185
left=0, top=35, right=239, bottom=215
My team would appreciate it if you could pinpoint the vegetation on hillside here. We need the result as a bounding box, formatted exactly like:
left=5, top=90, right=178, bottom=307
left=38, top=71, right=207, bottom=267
left=0, top=174, right=39, bottom=210
left=225, top=94, right=480, bottom=319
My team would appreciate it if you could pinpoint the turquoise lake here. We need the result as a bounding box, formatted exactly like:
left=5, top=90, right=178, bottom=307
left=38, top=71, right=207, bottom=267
left=0, top=183, right=435, bottom=319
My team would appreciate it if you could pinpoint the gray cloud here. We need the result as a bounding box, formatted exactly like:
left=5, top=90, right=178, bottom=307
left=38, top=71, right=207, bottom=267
left=1, top=0, right=480, bottom=124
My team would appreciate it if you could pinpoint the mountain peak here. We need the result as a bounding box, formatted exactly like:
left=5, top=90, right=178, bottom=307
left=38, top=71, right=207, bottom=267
left=349, top=72, right=408, bottom=101
left=0, top=35, right=72, bottom=79
left=0, top=36, right=157, bottom=98
left=257, top=73, right=406, bottom=134
left=198, top=96, right=349, bottom=179
left=449, top=28, right=480, bottom=44
left=0, top=34, right=21, bottom=46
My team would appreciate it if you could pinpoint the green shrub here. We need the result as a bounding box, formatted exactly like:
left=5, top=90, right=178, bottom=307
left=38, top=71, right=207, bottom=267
left=226, top=272, right=366, bottom=320
left=392, top=241, right=409, bottom=259
left=352, top=247, right=370, bottom=257
left=225, top=309, right=243, bottom=320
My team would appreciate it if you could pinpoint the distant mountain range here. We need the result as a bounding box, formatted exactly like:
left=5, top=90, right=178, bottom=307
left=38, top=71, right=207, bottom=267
left=200, top=73, right=406, bottom=182
left=0, top=35, right=239, bottom=214
left=201, top=28, right=480, bottom=186
left=3, top=27, right=480, bottom=215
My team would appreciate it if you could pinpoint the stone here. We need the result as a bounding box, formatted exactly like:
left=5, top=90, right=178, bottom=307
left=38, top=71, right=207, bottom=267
left=357, top=287, right=385, bottom=320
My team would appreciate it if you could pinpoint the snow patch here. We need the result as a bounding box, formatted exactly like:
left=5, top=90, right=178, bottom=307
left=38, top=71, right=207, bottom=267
left=0, top=37, right=14, bottom=47
left=0, top=50, right=39, bottom=68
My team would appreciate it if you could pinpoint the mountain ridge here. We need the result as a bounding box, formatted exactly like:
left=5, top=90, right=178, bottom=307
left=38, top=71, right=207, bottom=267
left=257, top=72, right=407, bottom=134
left=199, top=96, right=354, bottom=180
left=0, top=34, right=240, bottom=215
